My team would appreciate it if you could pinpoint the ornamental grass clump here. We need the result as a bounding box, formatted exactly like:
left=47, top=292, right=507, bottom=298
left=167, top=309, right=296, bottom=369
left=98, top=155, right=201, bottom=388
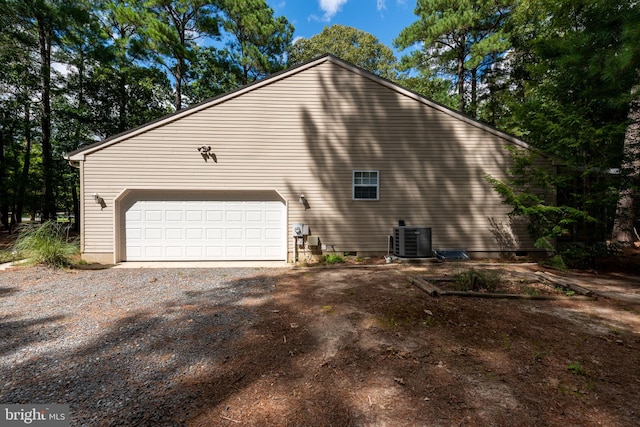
left=13, top=221, right=78, bottom=268
left=322, top=253, right=345, bottom=264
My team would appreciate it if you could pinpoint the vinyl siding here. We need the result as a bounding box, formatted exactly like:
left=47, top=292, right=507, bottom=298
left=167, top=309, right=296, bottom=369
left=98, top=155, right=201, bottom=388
left=80, top=59, right=542, bottom=261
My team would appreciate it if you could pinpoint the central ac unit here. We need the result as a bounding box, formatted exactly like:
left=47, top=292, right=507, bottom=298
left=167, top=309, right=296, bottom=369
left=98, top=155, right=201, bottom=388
left=393, top=227, right=432, bottom=258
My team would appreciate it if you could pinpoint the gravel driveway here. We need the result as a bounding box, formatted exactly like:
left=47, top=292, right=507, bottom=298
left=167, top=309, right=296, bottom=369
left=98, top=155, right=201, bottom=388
left=0, top=266, right=284, bottom=426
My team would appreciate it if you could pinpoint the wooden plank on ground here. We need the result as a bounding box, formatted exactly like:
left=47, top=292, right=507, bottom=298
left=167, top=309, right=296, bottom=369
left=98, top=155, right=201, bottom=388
left=440, top=290, right=595, bottom=300
left=535, top=272, right=596, bottom=297
left=404, top=274, right=443, bottom=297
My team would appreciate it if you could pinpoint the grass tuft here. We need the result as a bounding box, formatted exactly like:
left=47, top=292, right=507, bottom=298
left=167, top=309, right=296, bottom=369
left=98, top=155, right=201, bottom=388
left=12, top=221, right=79, bottom=268
left=0, top=250, right=14, bottom=264
left=323, top=253, right=345, bottom=264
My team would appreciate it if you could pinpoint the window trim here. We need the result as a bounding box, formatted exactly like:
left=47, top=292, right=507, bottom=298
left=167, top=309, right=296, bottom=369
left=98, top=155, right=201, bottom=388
left=352, top=170, right=380, bottom=201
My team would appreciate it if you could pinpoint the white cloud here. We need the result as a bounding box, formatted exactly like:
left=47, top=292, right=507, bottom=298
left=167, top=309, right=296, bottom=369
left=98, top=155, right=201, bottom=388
left=377, top=0, right=386, bottom=12
left=317, top=0, right=348, bottom=21
left=52, top=61, right=76, bottom=77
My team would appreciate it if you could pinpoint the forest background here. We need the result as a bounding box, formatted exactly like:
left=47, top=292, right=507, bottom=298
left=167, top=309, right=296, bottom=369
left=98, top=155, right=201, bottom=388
left=0, top=0, right=638, bottom=255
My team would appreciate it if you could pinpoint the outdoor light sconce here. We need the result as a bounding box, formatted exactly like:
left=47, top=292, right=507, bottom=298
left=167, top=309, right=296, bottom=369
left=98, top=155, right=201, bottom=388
left=197, top=145, right=217, bottom=162
left=299, top=194, right=310, bottom=210
left=93, top=193, right=107, bottom=210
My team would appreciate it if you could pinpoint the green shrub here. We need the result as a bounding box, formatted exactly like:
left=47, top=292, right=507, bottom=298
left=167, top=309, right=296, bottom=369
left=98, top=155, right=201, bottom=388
left=486, top=149, right=597, bottom=254
left=13, top=221, right=78, bottom=268
left=322, top=253, right=345, bottom=264
left=559, top=244, right=592, bottom=269
left=542, top=254, right=568, bottom=271
left=557, top=242, right=620, bottom=270
left=453, top=269, right=502, bottom=292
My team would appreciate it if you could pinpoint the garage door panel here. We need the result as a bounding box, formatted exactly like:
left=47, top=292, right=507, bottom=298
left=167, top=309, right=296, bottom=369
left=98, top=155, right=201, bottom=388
left=265, top=246, right=282, bottom=257
left=145, top=228, right=163, bottom=239
left=265, top=210, right=282, bottom=222
left=126, top=210, right=141, bottom=221
left=207, top=210, right=222, bottom=221
left=186, top=247, right=203, bottom=257
left=128, top=246, right=142, bottom=258
left=166, top=247, right=183, bottom=257
left=166, top=210, right=182, bottom=221
left=246, top=246, right=263, bottom=257
left=145, top=246, right=162, bottom=257
left=186, top=228, right=204, bottom=240
left=226, top=228, right=243, bottom=239
left=225, top=246, right=243, bottom=257
left=125, top=199, right=285, bottom=261
left=226, top=210, right=243, bottom=221
left=265, top=228, right=281, bottom=239
left=128, top=228, right=142, bottom=239
left=246, top=210, right=262, bottom=221
left=206, top=228, right=223, bottom=239
left=145, top=210, right=162, bottom=221
left=166, top=228, right=182, bottom=239
left=246, top=228, right=262, bottom=239
left=206, top=246, right=223, bottom=257
left=186, top=210, right=202, bottom=221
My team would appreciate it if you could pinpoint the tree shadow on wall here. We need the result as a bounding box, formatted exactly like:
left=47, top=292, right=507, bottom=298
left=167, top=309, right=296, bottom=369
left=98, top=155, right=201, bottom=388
left=285, top=62, right=513, bottom=253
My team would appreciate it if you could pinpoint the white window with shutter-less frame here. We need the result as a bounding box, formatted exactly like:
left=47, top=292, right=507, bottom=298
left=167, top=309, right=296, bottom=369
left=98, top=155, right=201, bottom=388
left=353, top=170, right=379, bottom=200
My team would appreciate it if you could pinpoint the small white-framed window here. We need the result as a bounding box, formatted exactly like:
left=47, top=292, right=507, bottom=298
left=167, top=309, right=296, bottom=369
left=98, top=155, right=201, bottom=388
left=353, top=170, right=379, bottom=200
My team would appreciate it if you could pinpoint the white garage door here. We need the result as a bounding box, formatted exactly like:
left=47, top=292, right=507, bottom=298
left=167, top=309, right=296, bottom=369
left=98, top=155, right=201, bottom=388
left=125, top=200, right=286, bottom=261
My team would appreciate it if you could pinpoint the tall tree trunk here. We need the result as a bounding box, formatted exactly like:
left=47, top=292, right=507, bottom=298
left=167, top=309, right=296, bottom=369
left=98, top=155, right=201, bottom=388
left=37, top=15, right=55, bottom=221
left=71, top=181, right=79, bottom=232
left=15, top=103, right=32, bottom=225
left=72, top=49, right=85, bottom=233
left=471, top=67, right=478, bottom=119
left=611, top=85, right=640, bottom=244
left=457, top=40, right=465, bottom=113
left=118, top=68, right=127, bottom=132
left=487, top=82, right=496, bottom=127
left=0, top=115, right=7, bottom=230
left=175, top=56, right=183, bottom=110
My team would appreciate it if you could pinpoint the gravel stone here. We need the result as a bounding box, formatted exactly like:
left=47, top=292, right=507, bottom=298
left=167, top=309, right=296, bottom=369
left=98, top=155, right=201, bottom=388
left=0, top=266, right=284, bottom=426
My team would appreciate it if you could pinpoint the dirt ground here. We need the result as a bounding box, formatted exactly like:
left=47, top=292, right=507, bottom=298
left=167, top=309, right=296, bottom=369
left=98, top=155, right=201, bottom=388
left=182, top=260, right=640, bottom=426
left=2, top=228, right=640, bottom=426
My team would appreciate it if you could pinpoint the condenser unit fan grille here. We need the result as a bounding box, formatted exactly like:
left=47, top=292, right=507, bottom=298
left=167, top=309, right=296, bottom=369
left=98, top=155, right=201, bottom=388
left=393, top=227, right=432, bottom=258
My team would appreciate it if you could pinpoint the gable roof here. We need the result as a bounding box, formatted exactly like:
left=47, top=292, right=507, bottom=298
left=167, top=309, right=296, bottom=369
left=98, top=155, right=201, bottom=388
left=65, top=54, right=534, bottom=161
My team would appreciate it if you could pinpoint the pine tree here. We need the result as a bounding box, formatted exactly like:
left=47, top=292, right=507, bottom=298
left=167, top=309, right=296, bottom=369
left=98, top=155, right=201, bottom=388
left=220, top=0, right=293, bottom=85
left=144, top=0, right=221, bottom=110
left=395, top=0, right=512, bottom=116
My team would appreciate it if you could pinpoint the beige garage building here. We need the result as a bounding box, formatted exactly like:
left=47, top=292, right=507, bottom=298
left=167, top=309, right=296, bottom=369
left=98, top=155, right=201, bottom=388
left=65, top=54, right=547, bottom=264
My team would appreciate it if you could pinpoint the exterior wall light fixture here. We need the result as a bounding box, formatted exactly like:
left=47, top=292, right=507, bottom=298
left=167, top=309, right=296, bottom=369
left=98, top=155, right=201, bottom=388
left=93, top=193, right=107, bottom=209
left=299, top=194, right=310, bottom=210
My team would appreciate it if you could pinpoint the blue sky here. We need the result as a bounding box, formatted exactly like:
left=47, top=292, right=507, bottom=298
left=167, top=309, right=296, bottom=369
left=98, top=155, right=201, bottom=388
left=266, top=0, right=418, bottom=58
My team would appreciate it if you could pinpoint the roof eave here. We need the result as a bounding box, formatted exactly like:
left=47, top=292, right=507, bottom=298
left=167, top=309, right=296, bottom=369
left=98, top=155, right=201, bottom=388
left=66, top=152, right=85, bottom=161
